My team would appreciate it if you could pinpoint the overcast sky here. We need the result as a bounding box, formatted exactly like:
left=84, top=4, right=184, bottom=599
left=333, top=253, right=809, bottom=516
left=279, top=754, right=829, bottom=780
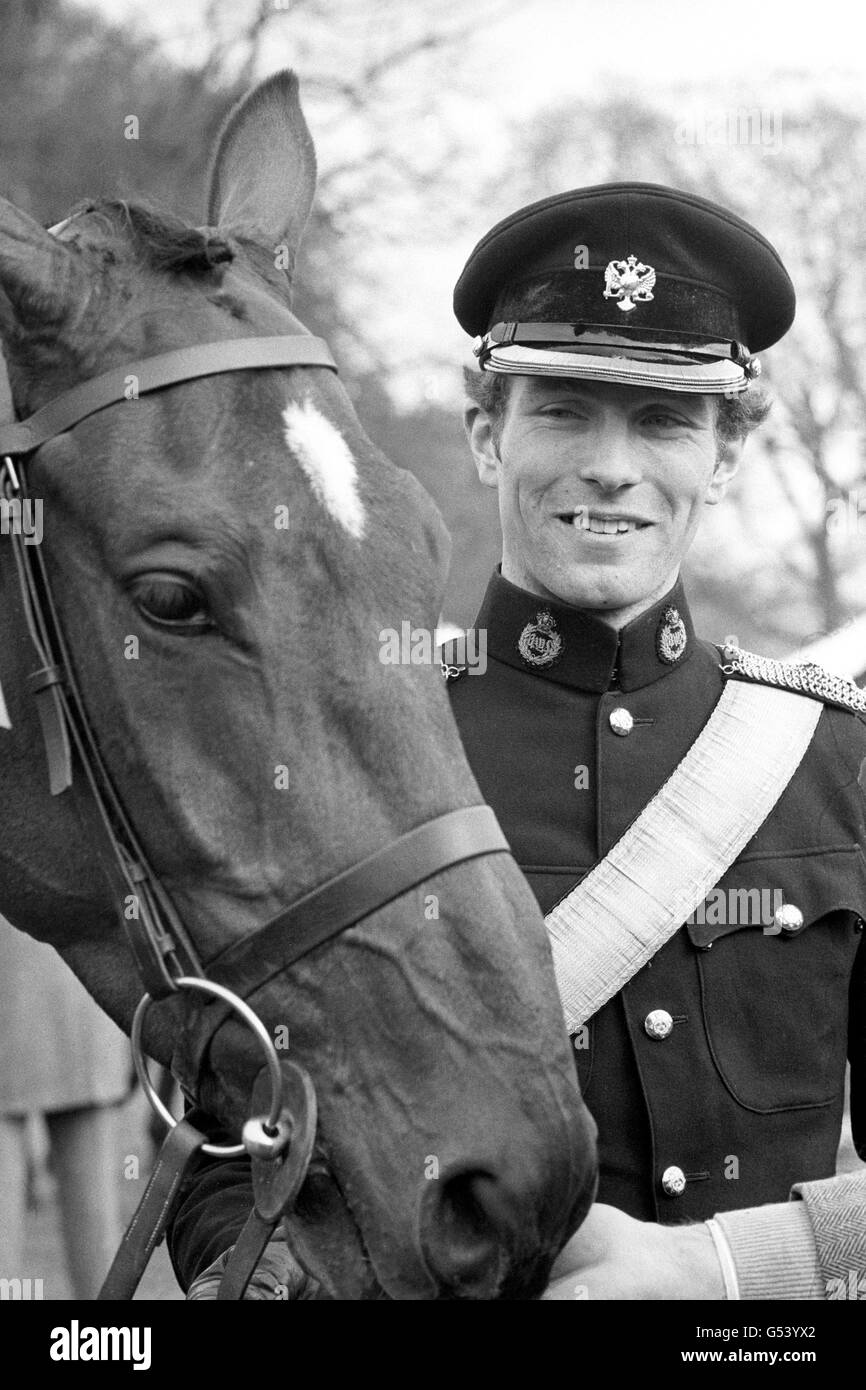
left=76, top=0, right=866, bottom=94
left=66, top=0, right=865, bottom=407
left=55, top=1, right=865, bottom=639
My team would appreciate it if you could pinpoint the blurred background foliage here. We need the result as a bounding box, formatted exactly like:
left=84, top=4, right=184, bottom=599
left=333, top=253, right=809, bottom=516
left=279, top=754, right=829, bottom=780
left=1, top=0, right=864, bottom=658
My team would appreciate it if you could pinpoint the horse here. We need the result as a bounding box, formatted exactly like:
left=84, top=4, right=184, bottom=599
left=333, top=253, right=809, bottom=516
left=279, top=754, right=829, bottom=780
left=0, top=71, right=596, bottom=1299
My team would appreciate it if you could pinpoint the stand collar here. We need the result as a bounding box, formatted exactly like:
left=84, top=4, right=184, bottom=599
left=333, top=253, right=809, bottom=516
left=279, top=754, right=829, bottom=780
left=474, top=570, right=695, bottom=692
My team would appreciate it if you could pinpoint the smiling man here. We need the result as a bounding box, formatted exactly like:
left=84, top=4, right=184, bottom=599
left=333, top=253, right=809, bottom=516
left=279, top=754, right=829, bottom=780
left=443, top=182, right=866, bottom=1225
left=465, top=375, right=739, bottom=622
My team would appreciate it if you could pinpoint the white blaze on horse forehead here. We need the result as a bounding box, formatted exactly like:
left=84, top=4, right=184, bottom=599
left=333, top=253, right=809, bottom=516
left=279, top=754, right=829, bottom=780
left=282, top=397, right=365, bottom=539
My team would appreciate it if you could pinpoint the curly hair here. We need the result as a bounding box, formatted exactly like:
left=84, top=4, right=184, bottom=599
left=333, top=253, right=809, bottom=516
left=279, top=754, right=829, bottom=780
left=462, top=367, right=770, bottom=451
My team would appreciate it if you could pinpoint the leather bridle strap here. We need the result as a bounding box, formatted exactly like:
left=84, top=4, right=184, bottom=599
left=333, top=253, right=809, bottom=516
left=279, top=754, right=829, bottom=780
left=97, top=1118, right=207, bottom=1301
left=173, top=805, right=511, bottom=1092
left=0, top=335, right=336, bottom=457
left=212, top=805, right=509, bottom=991
left=2, top=464, right=205, bottom=991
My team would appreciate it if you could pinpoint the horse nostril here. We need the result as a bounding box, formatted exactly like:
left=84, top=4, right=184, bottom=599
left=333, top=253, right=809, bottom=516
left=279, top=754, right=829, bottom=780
left=420, top=1170, right=515, bottom=1299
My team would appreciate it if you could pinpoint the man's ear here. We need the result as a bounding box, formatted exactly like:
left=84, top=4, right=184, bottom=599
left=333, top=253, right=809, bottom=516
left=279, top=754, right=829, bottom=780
left=706, top=436, right=744, bottom=505
left=464, top=403, right=501, bottom=489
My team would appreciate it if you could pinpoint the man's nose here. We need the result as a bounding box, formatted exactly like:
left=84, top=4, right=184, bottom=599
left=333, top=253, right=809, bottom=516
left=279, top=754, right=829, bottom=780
left=576, top=422, right=643, bottom=491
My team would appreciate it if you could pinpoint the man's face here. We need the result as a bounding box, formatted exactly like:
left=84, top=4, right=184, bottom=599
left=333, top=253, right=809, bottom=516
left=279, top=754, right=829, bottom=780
left=466, top=375, right=742, bottom=626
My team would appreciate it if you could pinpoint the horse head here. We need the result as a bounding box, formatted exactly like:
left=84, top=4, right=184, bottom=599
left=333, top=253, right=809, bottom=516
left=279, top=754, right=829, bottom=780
left=0, top=72, right=596, bottom=1299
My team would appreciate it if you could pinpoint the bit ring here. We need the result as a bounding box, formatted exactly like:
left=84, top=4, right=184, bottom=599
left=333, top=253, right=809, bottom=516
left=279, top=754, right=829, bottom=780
left=131, top=976, right=285, bottom=1158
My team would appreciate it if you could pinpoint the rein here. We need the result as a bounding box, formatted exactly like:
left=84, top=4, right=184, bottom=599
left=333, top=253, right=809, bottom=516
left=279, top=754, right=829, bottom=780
left=0, top=335, right=511, bottom=1298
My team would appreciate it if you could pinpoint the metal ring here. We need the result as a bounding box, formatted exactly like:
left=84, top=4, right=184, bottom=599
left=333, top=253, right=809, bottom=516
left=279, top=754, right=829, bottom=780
left=131, top=976, right=286, bottom=1159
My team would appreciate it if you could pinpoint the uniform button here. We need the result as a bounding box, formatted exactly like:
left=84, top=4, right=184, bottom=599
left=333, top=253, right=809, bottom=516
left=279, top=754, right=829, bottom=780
left=661, top=1165, right=687, bottom=1198
left=773, top=902, right=805, bottom=935
left=644, top=1009, right=674, bottom=1040
left=609, top=707, right=634, bottom=736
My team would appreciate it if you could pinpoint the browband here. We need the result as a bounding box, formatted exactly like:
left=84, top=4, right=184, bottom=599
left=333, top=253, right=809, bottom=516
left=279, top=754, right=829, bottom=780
left=0, top=335, right=337, bottom=458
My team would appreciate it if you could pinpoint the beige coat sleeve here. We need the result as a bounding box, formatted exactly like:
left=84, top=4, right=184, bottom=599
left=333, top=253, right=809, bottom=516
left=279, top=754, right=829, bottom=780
left=713, top=1170, right=866, bottom=1300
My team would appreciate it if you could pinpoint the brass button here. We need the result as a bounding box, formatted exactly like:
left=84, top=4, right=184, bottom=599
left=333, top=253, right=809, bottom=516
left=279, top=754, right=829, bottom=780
left=609, top=707, right=634, bottom=737
left=773, top=903, right=805, bottom=935
left=644, top=1009, right=674, bottom=1040
left=661, top=1165, right=687, bottom=1198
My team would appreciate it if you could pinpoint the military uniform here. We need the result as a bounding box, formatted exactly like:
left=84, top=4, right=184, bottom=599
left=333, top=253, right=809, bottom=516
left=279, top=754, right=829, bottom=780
left=443, top=571, right=866, bottom=1222
left=170, top=578, right=866, bottom=1286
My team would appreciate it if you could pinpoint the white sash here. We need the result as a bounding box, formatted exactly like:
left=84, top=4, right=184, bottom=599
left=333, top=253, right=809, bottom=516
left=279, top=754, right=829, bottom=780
left=545, top=681, right=823, bottom=1032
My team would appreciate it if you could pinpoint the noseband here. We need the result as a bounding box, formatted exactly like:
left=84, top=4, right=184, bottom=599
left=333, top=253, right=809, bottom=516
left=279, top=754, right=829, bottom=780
left=0, top=334, right=511, bottom=1298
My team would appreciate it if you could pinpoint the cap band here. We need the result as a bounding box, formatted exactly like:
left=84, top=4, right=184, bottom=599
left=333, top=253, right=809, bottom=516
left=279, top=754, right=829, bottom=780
left=481, top=343, right=749, bottom=394
left=476, top=321, right=752, bottom=367
left=492, top=268, right=742, bottom=343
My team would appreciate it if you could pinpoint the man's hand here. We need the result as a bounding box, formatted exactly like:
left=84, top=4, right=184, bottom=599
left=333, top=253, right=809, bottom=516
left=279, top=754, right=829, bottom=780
left=186, top=1238, right=323, bottom=1300
left=542, top=1203, right=725, bottom=1300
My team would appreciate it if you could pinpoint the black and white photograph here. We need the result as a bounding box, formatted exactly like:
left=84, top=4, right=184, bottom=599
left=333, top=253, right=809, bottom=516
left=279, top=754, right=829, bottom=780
left=0, top=0, right=863, bottom=1352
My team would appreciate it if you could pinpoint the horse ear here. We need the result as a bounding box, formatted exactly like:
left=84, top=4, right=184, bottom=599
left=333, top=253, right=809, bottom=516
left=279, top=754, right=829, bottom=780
left=206, top=70, right=317, bottom=279
left=0, top=199, right=81, bottom=337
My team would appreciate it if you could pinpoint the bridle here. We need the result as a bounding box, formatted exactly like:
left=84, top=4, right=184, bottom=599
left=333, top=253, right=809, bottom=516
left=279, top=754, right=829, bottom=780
left=0, top=332, right=511, bottom=1299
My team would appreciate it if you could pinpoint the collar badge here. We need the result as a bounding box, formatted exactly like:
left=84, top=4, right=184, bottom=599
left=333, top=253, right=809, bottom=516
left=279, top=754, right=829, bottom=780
left=657, top=606, right=687, bottom=665
left=603, top=254, right=656, bottom=312
left=518, top=609, right=563, bottom=669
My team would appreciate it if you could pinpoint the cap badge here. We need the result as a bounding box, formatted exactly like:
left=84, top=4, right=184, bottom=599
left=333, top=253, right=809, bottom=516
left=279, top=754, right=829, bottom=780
left=657, top=606, right=687, bottom=665
left=518, top=609, right=563, bottom=669
left=603, top=255, right=656, bottom=313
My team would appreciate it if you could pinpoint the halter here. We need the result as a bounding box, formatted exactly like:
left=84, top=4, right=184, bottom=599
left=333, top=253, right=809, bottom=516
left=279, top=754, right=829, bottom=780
left=0, top=334, right=511, bottom=1298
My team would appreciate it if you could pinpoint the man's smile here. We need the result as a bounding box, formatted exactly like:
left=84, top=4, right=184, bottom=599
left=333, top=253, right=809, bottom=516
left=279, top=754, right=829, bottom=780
left=553, top=507, right=654, bottom=536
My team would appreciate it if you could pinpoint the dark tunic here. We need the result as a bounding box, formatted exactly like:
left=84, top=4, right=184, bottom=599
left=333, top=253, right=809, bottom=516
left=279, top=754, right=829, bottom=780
left=167, top=572, right=866, bottom=1285
left=449, top=572, right=866, bottom=1222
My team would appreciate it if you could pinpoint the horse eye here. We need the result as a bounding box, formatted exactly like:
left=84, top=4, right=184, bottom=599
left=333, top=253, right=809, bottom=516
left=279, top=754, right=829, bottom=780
left=128, top=574, right=215, bottom=633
